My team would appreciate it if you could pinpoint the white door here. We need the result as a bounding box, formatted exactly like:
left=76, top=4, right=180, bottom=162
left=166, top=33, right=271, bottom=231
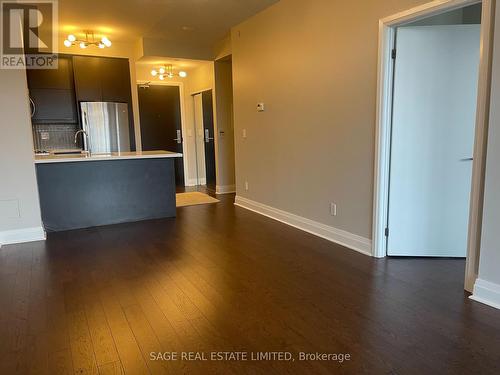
left=193, top=93, right=206, bottom=185
left=387, top=25, right=480, bottom=257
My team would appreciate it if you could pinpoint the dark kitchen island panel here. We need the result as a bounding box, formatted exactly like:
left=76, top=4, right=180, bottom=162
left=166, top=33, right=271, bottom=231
left=35, top=154, right=180, bottom=231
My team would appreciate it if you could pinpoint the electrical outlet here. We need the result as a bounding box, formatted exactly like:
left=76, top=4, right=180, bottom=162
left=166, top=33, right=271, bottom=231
left=330, top=203, right=337, bottom=216
left=242, top=129, right=247, bottom=138
left=245, top=181, right=249, bottom=191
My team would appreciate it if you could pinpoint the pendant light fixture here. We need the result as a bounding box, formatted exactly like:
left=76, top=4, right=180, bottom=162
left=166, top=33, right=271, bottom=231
left=151, top=64, right=187, bottom=80
left=64, top=31, right=112, bottom=49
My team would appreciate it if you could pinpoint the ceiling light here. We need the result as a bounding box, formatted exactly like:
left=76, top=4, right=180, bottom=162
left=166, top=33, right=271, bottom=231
left=64, top=31, right=112, bottom=49
left=101, top=37, right=112, bottom=47
left=151, top=64, right=186, bottom=79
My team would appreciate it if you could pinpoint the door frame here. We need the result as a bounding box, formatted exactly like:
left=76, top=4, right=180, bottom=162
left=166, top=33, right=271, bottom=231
left=372, top=0, right=494, bottom=291
left=191, top=91, right=207, bottom=186
left=190, top=88, right=219, bottom=188
left=136, top=80, right=190, bottom=186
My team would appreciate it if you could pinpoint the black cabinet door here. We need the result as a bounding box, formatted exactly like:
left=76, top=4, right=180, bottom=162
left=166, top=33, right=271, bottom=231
left=30, top=89, right=77, bottom=123
left=73, top=56, right=132, bottom=103
left=27, top=56, right=74, bottom=90
left=72, top=56, right=102, bottom=102
left=26, top=55, right=77, bottom=123
left=101, top=58, right=132, bottom=103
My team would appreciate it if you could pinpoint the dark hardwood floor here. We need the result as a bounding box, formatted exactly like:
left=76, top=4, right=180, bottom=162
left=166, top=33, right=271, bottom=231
left=1, top=194, right=499, bottom=374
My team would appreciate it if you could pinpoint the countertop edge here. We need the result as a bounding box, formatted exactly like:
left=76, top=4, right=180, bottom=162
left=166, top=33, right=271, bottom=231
left=34, top=152, right=183, bottom=164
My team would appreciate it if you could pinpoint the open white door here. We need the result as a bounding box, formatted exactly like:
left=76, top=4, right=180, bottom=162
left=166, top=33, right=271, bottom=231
left=193, top=93, right=206, bottom=185
left=387, top=25, right=480, bottom=257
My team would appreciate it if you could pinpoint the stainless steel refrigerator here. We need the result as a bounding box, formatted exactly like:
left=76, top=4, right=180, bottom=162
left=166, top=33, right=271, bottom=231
left=80, top=102, right=131, bottom=154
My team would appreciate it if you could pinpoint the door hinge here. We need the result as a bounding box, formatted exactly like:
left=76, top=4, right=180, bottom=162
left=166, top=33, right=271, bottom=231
left=385, top=227, right=389, bottom=237
left=391, top=49, right=397, bottom=60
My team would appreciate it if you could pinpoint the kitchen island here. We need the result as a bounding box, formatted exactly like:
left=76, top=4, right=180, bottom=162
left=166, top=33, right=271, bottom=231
left=35, top=151, right=182, bottom=232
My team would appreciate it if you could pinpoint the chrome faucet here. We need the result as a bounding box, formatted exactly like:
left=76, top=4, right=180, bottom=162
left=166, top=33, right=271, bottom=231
left=74, top=130, right=91, bottom=155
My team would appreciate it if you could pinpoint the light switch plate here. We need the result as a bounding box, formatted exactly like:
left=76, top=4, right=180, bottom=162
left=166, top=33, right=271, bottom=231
left=257, top=103, right=265, bottom=112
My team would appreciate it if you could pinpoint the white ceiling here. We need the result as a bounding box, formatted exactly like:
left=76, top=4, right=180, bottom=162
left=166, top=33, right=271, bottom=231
left=58, top=0, right=279, bottom=57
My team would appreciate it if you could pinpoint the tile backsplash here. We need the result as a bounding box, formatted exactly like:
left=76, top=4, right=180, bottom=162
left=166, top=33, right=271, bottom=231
left=33, top=124, right=81, bottom=152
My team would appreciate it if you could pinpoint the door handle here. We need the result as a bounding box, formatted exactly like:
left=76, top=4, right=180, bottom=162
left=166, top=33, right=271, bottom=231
left=173, top=129, right=182, bottom=144
left=460, top=157, right=473, bottom=161
left=204, top=129, right=214, bottom=143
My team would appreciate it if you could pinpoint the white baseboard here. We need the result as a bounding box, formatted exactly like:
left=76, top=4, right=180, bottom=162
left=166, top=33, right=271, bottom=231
left=216, top=184, right=236, bottom=195
left=185, top=178, right=208, bottom=187
left=185, top=178, right=198, bottom=187
left=234, top=196, right=372, bottom=256
left=470, top=278, right=500, bottom=310
left=0, top=226, right=46, bottom=247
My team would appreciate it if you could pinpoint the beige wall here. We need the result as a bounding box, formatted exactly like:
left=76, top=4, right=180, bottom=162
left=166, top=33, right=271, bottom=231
left=0, top=69, right=44, bottom=245
left=214, top=57, right=236, bottom=191
left=214, top=33, right=232, bottom=60
left=231, top=0, right=431, bottom=239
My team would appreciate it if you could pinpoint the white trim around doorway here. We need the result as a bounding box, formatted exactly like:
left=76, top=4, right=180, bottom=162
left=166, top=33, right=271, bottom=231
left=372, top=0, right=494, bottom=292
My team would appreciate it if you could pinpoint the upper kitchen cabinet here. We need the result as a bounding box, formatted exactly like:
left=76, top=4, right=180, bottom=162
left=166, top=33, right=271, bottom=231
left=73, top=56, right=132, bottom=103
left=27, top=56, right=74, bottom=90
left=72, top=56, right=102, bottom=101
left=101, top=58, right=132, bottom=102
left=27, top=55, right=77, bottom=123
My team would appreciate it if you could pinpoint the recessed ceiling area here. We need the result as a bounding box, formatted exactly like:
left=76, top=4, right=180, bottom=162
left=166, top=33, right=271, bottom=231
left=58, top=0, right=279, bottom=59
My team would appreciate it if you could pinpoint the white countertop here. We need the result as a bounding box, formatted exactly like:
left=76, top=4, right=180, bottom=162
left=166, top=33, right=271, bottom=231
left=34, top=150, right=183, bottom=164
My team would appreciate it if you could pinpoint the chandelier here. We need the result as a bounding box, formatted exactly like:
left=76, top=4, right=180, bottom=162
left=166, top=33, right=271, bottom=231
left=151, top=64, right=187, bottom=80
left=63, top=31, right=112, bottom=49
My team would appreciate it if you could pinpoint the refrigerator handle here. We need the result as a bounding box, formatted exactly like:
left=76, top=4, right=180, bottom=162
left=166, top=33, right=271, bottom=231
left=82, top=111, right=89, bottom=152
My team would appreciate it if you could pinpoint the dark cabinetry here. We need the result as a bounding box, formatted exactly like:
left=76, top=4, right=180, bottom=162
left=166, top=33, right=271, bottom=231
left=101, top=57, right=132, bottom=102
left=73, top=56, right=132, bottom=103
left=27, top=54, right=136, bottom=150
left=72, top=56, right=102, bottom=101
left=27, top=55, right=77, bottom=123
left=30, top=89, right=77, bottom=123
left=27, top=57, right=73, bottom=89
